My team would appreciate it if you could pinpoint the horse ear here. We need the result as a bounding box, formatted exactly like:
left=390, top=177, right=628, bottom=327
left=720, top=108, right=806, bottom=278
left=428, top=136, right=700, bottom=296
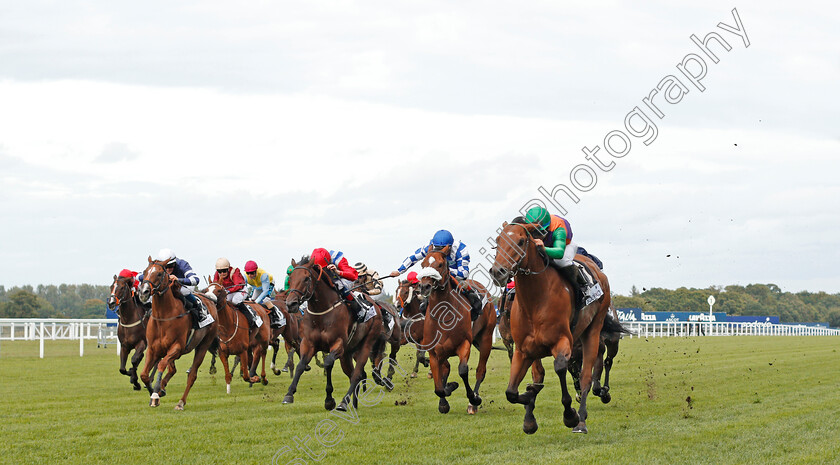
left=147, top=256, right=153, bottom=263
left=291, top=258, right=297, bottom=267
left=502, top=221, right=509, bottom=228
left=113, top=274, right=117, bottom=281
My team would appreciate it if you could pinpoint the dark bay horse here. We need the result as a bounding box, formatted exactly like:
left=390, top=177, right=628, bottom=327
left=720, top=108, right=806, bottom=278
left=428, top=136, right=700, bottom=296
left=416, top=251, right=497, bottom=415
left=369, top=300, right=403, bottom=389
left=204, top=280, right=267, bottom=392
left=569, top=304, right=629, bottom=404
left=396, top=278, right=430, bottom=378
left=107, top=274, right=148, bottom=390
left=497, top=285, right=515, bottom=361
left=137, top=259, right=219, bottom=410
left=490, top=222, right=611, bottom=434
left=269, top=290, right=303, bottom=377
left=283, top=257, right=384, bottom=411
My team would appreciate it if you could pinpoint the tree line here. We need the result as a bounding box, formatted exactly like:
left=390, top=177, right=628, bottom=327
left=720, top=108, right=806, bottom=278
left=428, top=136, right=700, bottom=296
left=612, top=283, right=840, bottom=328
left=1, top=282, right=838, bottom=327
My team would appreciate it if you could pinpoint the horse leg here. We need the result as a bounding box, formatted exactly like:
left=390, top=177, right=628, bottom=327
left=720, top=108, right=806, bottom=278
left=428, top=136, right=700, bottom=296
left=472, top=326, right=494, bottom=404
left=175, top=341, right=212, bottom=411
left=283, top=342, right=314, bottom=404
left=219, top=350, right=233, bottom=394
left=343, top=339, right=377, bottom=411
left=504, top=338, right=514, bottom=362
left=258, top=344, right=269, bottom=385
left=129, top=340, right=147, bottom=390
left=385, top=342, right=400, bottom=388
left=600, top=338, right=619, bottom=404
left=573, top=327, right=602, bottom=434
left=552, top=340, right=580, bottom=431
left=284, top=341, right=295, bottom=377
left=119, top=343, right=130, bottom=376
left=322, top=351, right=339, bottom=410
left=505, top=349, right=540, bottom=434
left=591, top=340, right=607, bottom=398
left=139, top=347, right=160, bottom=397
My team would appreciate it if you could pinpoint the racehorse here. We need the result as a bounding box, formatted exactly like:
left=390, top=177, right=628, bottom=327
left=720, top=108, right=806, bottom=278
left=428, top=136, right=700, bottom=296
left=490, top=221, right=611, bottom=434
left=268, top=290, right=304, bottom=377
left=107, top=274, right=148, bottom=390
left=497, top=285, right=515, bottom=361
left=569, top=304, right=629, bottom=404
left=137, top=258, right=219, bottom=410
left=416, top=251, right=497, bottom=415
left=396, top=278, right=430, bottom=378
left=283, top=257, right=384, bottom=411
left=369, top=300, right=403, bottom=389
left=204, top=279, right=268, bottom=393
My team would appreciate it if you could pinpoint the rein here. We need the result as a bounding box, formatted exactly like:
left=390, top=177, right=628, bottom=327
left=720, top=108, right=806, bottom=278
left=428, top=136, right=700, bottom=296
left=219, top=310, right=241, bottom=344
left=505, top=223, right=550, bottom=276
left=289, top=264, right=344, bottom=316
left=111, top=280, right=145, bottom=328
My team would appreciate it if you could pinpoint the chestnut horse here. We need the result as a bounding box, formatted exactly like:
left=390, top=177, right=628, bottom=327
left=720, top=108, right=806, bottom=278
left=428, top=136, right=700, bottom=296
left=107, top=274, right=148, bottom=390
left=396, top=278, right=430, bottom=378
left=137, top=259, right=219, bottom=410
left=490, top=221, right=611, bottom=434
left=283, top=257, right=384, bottom=411
left=204, top=280, right=269, bottom=392
left=416, top=251, right=497, bottom=415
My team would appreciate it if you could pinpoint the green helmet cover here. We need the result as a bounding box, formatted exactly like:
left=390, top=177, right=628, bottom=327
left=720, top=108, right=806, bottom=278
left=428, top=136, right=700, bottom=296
left=525, top=207, right=551, bottom=231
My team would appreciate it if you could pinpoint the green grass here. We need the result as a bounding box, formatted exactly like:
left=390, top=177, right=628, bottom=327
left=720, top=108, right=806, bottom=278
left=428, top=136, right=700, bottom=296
left=1, top=336, right=839, bottom=465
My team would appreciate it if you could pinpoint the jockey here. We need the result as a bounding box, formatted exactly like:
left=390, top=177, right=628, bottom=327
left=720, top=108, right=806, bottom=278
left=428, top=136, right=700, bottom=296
left=310, top=248, right=381, bottom=326
left=243, top=260, right=284, bottom=329
left=353, top=262, right=383, bottom=296
left=118, top=269, right=140, bottom=289
left=283, top=264, right=294, bottom=291
left=143, top=248, right=213, bottom=327
left=213, top=258, right=262, bottom=329
left=524, top=206, right=600, bottom=307
left=389, top=229, right=484, bottom=321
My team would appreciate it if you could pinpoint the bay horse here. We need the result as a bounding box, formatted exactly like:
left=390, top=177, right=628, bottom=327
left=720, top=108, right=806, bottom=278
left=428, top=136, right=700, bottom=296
left=137, top=259, right=219, bottom=410
left=204, top=279, right=269, bottom=393
left=268, top=290, right=304, bottom=377
left=107, top=274, right=148, bottom=390
left=396, top=278, right=430, bottom=378
left=497, top=285, right=515, bottom=361
left=490, top=221, right=611, bottom=434
left=569, top=304, right=629, bottom=404
left=283, top=257, right=384, bottom=411
left=416, top=251, right=497, bottom=415
left=369, top=300, right=403, bottom=389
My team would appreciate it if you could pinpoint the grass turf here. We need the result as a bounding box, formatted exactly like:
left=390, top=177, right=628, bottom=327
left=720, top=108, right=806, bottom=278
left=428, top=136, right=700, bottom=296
left=0, top=336, right=838, bottom=465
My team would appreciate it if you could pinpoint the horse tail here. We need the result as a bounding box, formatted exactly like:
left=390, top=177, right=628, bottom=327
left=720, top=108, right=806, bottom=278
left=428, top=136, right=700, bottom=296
left=601, top=313, right=633, bottom=337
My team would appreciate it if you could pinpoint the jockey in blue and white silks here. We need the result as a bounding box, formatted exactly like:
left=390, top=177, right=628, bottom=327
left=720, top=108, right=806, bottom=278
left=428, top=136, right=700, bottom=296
left=140, top=248, right=213, bottom=327
left=394, top=230, right=471, bottom=279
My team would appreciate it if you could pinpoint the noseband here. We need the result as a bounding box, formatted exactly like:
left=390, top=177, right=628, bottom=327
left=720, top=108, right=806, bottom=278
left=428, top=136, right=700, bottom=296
left=141, top=263, right=170, bottom=297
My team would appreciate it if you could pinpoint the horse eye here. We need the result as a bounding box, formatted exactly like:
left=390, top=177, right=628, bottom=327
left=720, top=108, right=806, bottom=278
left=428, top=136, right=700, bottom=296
left=518, top=238, right=525, bottom=246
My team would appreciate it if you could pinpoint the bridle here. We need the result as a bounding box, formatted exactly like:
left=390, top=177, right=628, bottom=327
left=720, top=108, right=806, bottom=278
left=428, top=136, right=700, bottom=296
left=498, top=223, right=550, bottom=277
left=141, top=262, right=171, bottom=297
left=286, top=264, right=323, bottom=304
left=110, top=277, right=144, bottom=328
left=397, top=281, right=419, bottom=308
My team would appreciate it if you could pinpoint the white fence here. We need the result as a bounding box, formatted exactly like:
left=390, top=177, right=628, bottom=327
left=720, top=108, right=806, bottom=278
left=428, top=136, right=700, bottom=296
left=623, top=321, right=840, bottom=338
left=0, top=318, right=119, bottom=358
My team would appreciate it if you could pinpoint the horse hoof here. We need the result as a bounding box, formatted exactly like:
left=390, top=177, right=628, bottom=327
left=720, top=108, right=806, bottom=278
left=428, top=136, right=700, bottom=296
left=439, top=400, right=450, bottom=414
left=410, top=372, right=418, bottom=379
left=336, top=401, right=348, bottom=412
left=601, top=392, right=612, bottom=404
left=467, top=404, right=477, bottom=415
left=592, top=387, right=602, bottom=396
left=133, top=384, right=142, bottom=391
left=119, top=369, right=129, bottom=375
left=174, top=401, right=185, bottom=411
left=427, top=372, right=433, bottom=379
left=304, top=365, right=311, bottom=372
left=281, top=367, right=289, bottom=373
left=262, top=378, right=268, bottom=386
left=325, top=398, right=336, bottom=410
left=575, top=393, right=581, bottom=402
left=208, top=366, right=217, bottom=375
left=572, top=423, right=588, bottom=434
left=282, top=395, right=294, bottom=404
left=471, top=395, right=482, bottom=407
left=523, top=418, right=538, bottom=434
left=149, top=393, right=160, bottom=407
left=563, top=409, right=580, bottom=428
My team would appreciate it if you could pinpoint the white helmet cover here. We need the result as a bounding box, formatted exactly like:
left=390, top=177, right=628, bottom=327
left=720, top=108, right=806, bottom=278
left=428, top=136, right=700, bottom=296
left=157, top=248, right=176, bottom=265
left=215, top=257, right=231, bottom=269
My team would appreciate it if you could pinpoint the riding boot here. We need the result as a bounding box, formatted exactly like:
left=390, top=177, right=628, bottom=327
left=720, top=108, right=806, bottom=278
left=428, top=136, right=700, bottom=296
left=348, top=299, right=366, bottom=323
left=236, top=302, right=257, bottom=328
left=559, top=265, right=583, bottom=310
left=381, top=307, right=393, bottom=331
left=465, top=289, right=483, bottom=321
left=186, top=294, right=212, bottom=327
left=265, top=304, right=284, bottom=329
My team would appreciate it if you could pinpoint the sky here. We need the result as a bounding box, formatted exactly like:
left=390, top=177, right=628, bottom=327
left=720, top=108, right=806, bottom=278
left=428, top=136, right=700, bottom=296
left=1, top=1, right=838, bottom=296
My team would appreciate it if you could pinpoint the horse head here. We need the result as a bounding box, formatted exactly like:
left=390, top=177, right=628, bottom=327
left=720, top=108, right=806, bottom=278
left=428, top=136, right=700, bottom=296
left=417, top=251, right=450, bottom=298
left=286, top=256, right=322, bottom=313
left=108, top=274, right=135, bottom=313
left=138, top=258, right=171, bottom=304
left=490, top=221, right=544, bottom=287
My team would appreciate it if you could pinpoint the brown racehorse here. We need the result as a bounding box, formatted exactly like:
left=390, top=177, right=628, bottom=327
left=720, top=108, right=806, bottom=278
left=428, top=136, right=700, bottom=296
left=269, top=290, right=304, bottom=377
left=283, top=257, right=384, bottom=411
left=490, top=221, right=611, bottom=434
left=369, top=300, right=403, bottom=390
left=396, top=278, right=430, bottom=378
left=107, top=274, right=148, bottom=390
left=204, top=280, right=266, bottom=392
left=416, top=251, right=497, bottom=415
left=137, top=259, right=219, bottom=410
left=569, top=304, right=629, bottom=404
left=497, top=286, right=515, bottom=361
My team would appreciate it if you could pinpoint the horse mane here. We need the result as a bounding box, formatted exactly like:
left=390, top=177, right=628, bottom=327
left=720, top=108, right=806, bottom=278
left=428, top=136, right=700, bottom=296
left=299, top=255, right=311, bottom=265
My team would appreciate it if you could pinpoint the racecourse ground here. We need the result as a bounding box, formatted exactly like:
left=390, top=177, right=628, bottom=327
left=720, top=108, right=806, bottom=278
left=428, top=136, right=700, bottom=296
left=0, top=336, right=838, bottom=465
